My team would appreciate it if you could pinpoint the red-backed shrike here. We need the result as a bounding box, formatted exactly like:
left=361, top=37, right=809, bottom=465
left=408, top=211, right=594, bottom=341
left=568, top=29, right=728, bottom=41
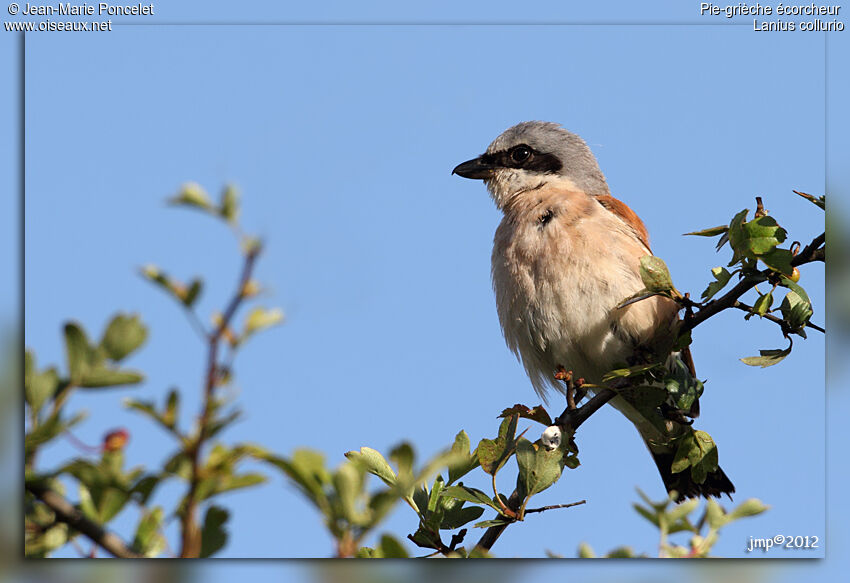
left=453, top=121, right=733, bottom=500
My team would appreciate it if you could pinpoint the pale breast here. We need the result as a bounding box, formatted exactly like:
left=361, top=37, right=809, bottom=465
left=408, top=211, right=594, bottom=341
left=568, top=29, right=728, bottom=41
left=491, top=188, right=674, bottom=397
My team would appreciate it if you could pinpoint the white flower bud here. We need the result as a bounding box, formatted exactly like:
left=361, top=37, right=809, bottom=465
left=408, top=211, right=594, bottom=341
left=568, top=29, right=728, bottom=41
left=541, top=426, right=562, bottom=450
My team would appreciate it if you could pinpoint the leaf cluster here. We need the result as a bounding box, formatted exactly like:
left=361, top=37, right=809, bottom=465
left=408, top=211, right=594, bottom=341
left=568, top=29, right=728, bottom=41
left=24, top=183, right=284, bottom=558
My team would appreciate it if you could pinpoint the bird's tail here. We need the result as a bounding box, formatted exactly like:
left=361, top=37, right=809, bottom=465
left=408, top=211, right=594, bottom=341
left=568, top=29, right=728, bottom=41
left=649, top=448, right=735, bottom=502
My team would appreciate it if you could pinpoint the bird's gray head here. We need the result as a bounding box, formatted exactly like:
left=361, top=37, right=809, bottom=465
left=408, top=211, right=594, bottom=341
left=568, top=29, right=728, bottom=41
left=452, top=121, right=610, bottom=209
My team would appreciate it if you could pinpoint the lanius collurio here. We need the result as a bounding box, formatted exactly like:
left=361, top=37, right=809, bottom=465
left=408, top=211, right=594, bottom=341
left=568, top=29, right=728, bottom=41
left=453, top=121, right=733, bottom=500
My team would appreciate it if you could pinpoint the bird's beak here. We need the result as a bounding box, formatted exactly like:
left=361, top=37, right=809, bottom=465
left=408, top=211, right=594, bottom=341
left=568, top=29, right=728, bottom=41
left=452, top=156, right=495, bottom=180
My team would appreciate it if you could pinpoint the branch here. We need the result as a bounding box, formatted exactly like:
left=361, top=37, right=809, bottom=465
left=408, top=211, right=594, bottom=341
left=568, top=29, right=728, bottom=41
left=555, top=388, right=617, bottom=431
left=474, top=388, right=617, bottom=553
left=179, top=243, right=262, bottom=558
left=525, top=499, right=587, bottom=514
left=474, top=490, right=521, bottom=553
left=26, top=482, right=141, bottom=558
left=679, top=230, right=823, bottom=336
left=681, top=273, right=767, bottom=334
left=732, top=302, right=825, bottom=334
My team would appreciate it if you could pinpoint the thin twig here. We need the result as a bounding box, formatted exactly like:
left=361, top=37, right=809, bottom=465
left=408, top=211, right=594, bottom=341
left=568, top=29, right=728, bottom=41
left=525, top=499, right=587, bottom=514
left=180, top=305, right=209, bottom=340
left=179, top=244, right=262, bottom=558
left=732, top=302, right=825, bottom=333
left=26, top=482, right=141, bottom=558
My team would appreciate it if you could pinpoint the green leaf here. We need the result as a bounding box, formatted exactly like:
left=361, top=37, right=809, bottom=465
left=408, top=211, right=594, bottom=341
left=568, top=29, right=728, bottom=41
left=684, top=225, right=728, bottom=237
left=448, top=430, right=479, bottom=484
left=701, top=267, right=732, bottom=301
left=441, top=504, right=485, bottom=530
left=169, top=182, right=214, bottom=211
left=219, top=185, right=240, bottom=224
left=100, top=314, right=147, bottom=362
left=637, top=487, right=671, bottom=512
left=671, top=430, right=719, bottom=484
left=163, top=451, right=193, bottom=479
left=24, top=354, right=59, bottom=415
left=345, top=447, right=397, bottom=487
left=499, top=404, right=552, bottom=427
left=354, top=547, right=375, bottom=558
left=183, top=279, right=203, bottom=308
left=204, top=408, right=242, bottom=440
left=209, top=473, right=267, bottom=497
left=260, top=450, right=331, bottom=516
left=563, top=454, right=581, bottom=469
left=477, top=414, right=518, bottom=475
left=578, top=542, right=596, bottom=558
left=473, top=517, right=513, bottom=529
left=78, top=484, right=98, bottom=522
left=780, top=290, right=813, bottom=332
left=740, top=344, right=793, bottom=368
left=243, top=307, right=284, bottom=338
left=741, top=216, right=787, bottom=254
left=605, top=546, right=638, bottom=558
left=332, top=462, right=366, bottom=525
left=705, top=498, right=726, bottom=529
left=132, top=506, right=166, bottom=557
left=97, top=487, right=131, bottom=524
left=440, top=485, right=501, bottom=513
left=665, top=498, right=699, bottom=525
left=64, top=322, right=93, bottom=383
left=79, top=368, right=144, bottom=388
left=515, top=437, right=564, bottom=499
left=663, top=358, right=703, bottom=413
left=368, top=491, right=402, bottom=528
left=129, top=475, right=161, bottom=505
left=728, top=498, right=769, bottom=521
left=726, top=209, right=750, bottom=265
left=389, top=443, right=415, bottom=483
left=125, top=389, right=179, bottom=434
left=27, top=523, right=69, bottom=557
left=780, top=276, right=812, bottom=304
left=25, top=410, right=87, bottom=457
left=200, top=505, right=229, bottom=558
left=376, top=534, right=409, bottom=558
left=639, top=255, right=675, bottom=293
left=759, top=248, right=794, bottom=276
left=752, top=291, right=774, bottom=317
left=407, top=524, right=444, bottom=550
left=164, top=389, right=179, bottom=429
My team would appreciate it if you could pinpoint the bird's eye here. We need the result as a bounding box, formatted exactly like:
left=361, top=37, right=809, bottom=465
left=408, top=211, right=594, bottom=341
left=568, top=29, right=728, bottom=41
left=510, top=145, right=532, bottom=163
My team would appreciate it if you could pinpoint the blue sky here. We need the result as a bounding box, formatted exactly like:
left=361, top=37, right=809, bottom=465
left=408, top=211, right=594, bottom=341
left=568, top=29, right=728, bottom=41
left=5, top=0, right=848, bottom=578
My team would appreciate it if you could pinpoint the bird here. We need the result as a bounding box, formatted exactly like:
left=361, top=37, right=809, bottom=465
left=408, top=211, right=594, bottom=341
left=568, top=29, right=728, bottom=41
left=452, top=121, right=734, bottom=500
